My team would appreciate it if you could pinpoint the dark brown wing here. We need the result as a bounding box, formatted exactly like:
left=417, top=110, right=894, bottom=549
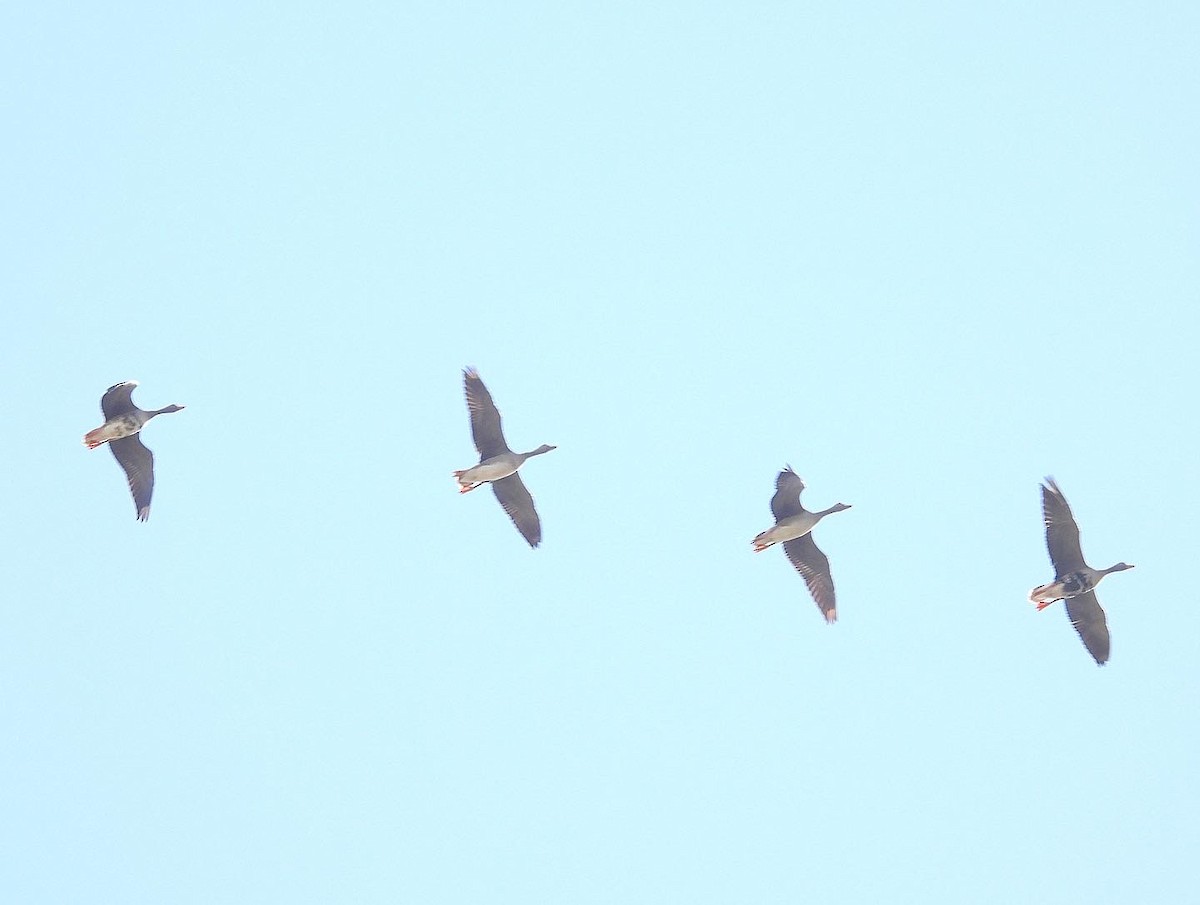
left=770, top=466, right=806, bottom=521
left=109, top=435, right=154, bottom=521
left=491, top=473, right=541, bottom=548
left=782, top=533, right=837, bottom=623
left=1064, top=590, right=1110, bottom=665
left=101, top=382, right=138, bottom=419
left=1042, top=478, right=1085, bottom=577
left=464, top=369, right=510, bottom=460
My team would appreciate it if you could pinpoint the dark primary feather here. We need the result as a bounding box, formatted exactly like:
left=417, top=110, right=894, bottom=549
left=1064, top=591, right=1110, bottom=665
left=101, top=382, right=139, bottom=419
left=1042, top=478, right=1085, bottom=576
left=464, top=369, right=510, bottom=460
left=491, top=473, right=542, bottom=547
left=109, top=435, right=155, bottom=521
left=782, top=533, right=837, bottom=622
left=770, top=467, right=806, bottom=521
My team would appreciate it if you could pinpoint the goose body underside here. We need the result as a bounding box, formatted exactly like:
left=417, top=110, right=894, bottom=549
left=84, top=414, right=144, bottom=448
left=753, top=513, right=820, bottom=551
left=1029, top=569, right=1095, bottom=605
left=457, top=458, right=520, bottom=485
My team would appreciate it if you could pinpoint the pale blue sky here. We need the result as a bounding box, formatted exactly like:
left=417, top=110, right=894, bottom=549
left=4, top=2, right=1198, bottom=902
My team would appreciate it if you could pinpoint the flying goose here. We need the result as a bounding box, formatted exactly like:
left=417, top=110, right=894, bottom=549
left=1030, top=477, right=1134, bottom=665
left=753, top=466, right=851, bottom=623
left=84, top=381, right=185, bottom=521
left=454, top=368, right=555, bottom=548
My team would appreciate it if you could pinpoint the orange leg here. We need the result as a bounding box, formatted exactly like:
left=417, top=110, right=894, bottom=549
left=452, top=470, right=480, bottom=493
left=1035, top=601, right=1054, bottom=611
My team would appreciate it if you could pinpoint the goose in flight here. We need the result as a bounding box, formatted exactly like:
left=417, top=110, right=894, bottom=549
left=752, top=466, right=851, bottom=623
left=84, top=381, right=185, bottom=521
left=1030, top=477, right=1133, bottom=665
left=454, top=368, right=555, bottom=548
